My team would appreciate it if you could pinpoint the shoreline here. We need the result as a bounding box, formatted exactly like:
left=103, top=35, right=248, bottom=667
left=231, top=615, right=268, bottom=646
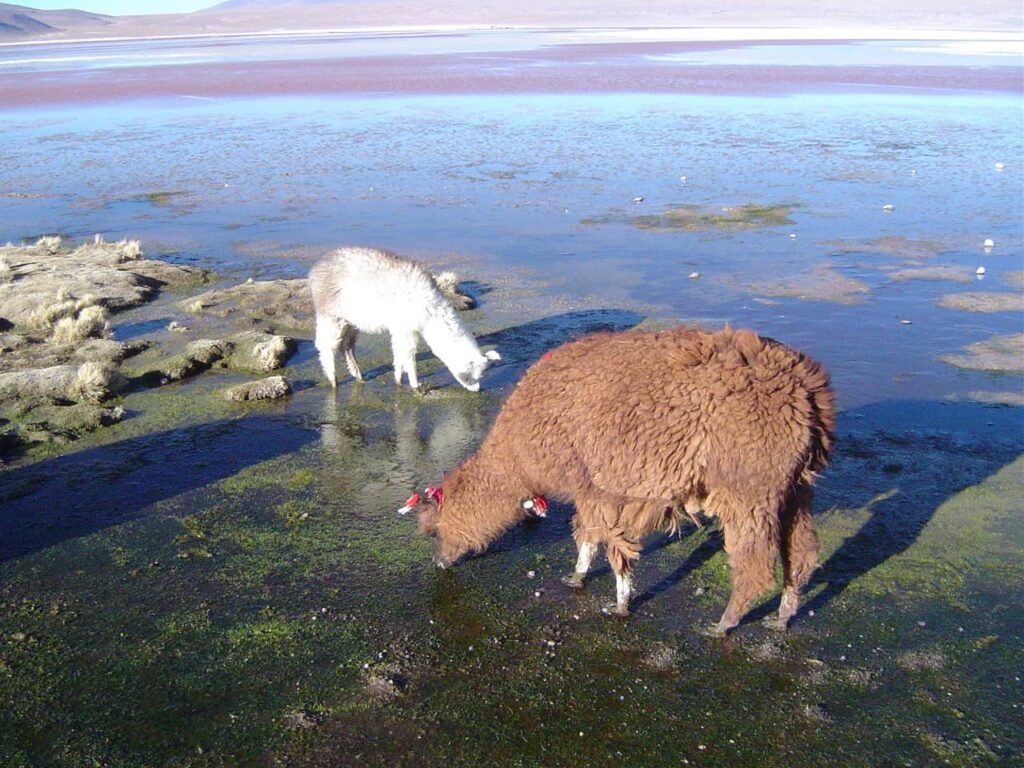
left=2, top=25, right=1022, bottom=49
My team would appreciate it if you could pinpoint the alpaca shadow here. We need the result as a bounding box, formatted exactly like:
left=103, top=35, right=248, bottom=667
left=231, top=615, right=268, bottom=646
left=0, top=415, right=316, bottom=561
left=631, top=528, right=723, bottom=610
left=471, top=399, right=1022, bottom=629
left=796, top=399, right=1023, bottom=622
left=476, top=308, right=644, bottom=389
left=359, top=308, right=644, bottom=388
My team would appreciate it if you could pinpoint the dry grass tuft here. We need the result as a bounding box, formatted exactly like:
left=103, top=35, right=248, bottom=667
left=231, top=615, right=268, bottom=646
left=52, top=305, right=111, bottom=345
left=117, top=239, right=143, bottom=262
left=36, top=235, right=62, bottom=254
left=0, top=257, right=12, bottom=283
left=28, top=292, right=102, bottom=331
left=70, top=361, right=115, bottom=403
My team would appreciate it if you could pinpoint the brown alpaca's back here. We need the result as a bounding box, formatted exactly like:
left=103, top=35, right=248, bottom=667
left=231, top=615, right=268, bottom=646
left=483, top=327, right=834, bottom=508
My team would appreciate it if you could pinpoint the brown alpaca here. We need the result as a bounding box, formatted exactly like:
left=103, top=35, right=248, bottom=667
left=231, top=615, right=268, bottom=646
left=406, top=326, right=835, bottom=635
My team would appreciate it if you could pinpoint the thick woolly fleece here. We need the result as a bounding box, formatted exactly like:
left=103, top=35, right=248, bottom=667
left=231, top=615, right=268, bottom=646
left=309, top=247, right=495, bottom=390
left=420, top=326, right=835, bottom=631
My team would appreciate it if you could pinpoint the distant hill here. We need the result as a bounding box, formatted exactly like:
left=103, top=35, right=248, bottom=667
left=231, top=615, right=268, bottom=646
left=208, top=0, right=346, bottom=8
left=0, top=3, right=111, bottom=38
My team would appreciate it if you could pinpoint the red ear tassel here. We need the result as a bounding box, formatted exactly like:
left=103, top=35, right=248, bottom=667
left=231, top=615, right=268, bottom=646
left=397, top=491, right=421, bottom=515
left=425, top=485, right=443, bottom=505
left=522, top=495, right=548, bottom=517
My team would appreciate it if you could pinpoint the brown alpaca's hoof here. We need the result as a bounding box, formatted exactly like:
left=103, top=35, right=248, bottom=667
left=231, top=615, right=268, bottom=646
left=602, top=602, right=630, bottom=618
left=700, top=622, right=730, bottom=638
left=561, top=573, right=585, bottom=589
left=762, top=614, right=790, bottom=631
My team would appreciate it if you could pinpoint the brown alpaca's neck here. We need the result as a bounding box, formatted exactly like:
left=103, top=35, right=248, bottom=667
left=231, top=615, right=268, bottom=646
left=441, top=453, right=528, bottom=554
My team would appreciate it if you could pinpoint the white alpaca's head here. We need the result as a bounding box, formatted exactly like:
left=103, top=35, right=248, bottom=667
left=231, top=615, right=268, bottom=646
left=422, top=307, right=500, bottom=392
left=451, top=348, right=501, bottom=392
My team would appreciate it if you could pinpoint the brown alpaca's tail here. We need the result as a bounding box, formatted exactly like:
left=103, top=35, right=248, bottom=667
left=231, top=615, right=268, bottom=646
left=797, top=353, right=836, bottom=479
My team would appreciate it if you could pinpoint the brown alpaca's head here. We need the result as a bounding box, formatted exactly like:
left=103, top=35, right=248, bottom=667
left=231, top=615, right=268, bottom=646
left=399, top=463, right=543, bottom=568
left=398, top=483, right=472, bottom=568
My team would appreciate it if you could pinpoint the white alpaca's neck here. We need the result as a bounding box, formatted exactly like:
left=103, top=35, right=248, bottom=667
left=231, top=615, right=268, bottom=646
left=422, top=304, right=479, bottom=371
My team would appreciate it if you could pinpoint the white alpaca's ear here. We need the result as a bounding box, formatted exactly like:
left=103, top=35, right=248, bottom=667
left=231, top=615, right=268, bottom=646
left=484, top=350, right=501, bottom=361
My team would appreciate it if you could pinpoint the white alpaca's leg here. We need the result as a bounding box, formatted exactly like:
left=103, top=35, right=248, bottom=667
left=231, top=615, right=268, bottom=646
left=314, top=314, right=340, bottom=388
left=391, top=332, right=416, bottom=387
left=339, top=323, right=362, bottom=381
left=404, top=340, right=419, bottom=389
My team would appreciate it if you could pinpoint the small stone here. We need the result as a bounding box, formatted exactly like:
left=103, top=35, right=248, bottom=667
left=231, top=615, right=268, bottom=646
left=223, top=376, right=292, bottom=402
left=976, top=266, right=986, bottom=275
left=526, top=570, right=536, bottom=579
left=917, top=620, right=927, bottom=627
left=694, top=587, right=706, bottom=596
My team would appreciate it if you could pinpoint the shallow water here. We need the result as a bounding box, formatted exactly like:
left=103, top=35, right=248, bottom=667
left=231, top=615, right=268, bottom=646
left=1, top=34, right=1022, bottom=767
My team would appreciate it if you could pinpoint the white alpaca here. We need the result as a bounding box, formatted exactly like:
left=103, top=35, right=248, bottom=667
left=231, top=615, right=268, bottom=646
left=309, top=247, right=500, bottom=391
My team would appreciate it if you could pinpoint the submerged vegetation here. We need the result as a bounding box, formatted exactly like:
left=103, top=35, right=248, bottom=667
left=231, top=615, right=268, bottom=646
left=583, top=203, right=797, bottom=233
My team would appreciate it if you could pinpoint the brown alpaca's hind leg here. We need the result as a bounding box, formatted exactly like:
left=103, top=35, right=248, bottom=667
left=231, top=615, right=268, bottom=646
left=604, top=537, right=641, bottom=617
left=764, top=485, right=819, bottom=631
left=708, top=512, right=780, bottom=636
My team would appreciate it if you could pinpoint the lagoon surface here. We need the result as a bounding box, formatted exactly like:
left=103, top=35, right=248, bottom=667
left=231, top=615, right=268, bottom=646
left=1, top=31, right=1023, bottom=767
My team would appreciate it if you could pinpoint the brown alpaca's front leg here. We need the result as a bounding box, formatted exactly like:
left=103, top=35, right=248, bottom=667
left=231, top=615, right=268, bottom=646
left=562, top=541, right=598, bottom=589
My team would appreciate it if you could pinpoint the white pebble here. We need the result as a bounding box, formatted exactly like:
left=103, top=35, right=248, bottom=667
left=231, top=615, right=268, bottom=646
left=976, top=266, right=986, bottom=275
left=526, top=570, right=536, bottom=579
left=984, top=238, right=995, bottom=248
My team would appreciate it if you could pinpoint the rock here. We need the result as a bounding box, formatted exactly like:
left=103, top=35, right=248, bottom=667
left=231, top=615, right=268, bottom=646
left=0, top=362, right=121, bottom=404
left=21, top=402, right=125, bottom=440
left=180, top=278, right=312, bottom=331
left=120, top=259, right=211, bottom=289
left=227, top=331, right=296, bottom=372
left=222, top=376, right=292, bottom=402
left=185, top=339, right=232, bottom=366
left=431, top=271, right=476, bottom=311
left=0, top=238, right=158, bottom=328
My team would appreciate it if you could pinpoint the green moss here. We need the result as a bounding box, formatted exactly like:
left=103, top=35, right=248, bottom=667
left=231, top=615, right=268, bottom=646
left=582, top=202, right=798, bottom=233
left=135, top=190, right=192, bottom=207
